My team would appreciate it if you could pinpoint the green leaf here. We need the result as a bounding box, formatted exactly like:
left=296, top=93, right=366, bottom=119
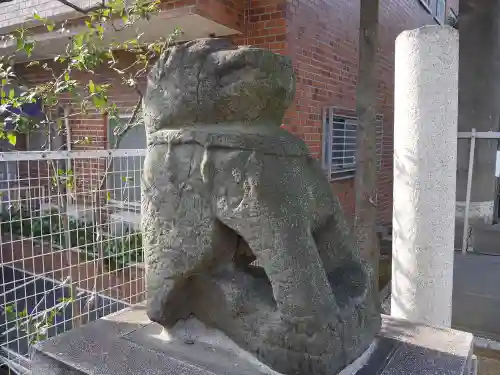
left=73, top=33, right=85, bottom=48
left=24, top=41, right=35, bottom=57
left=107, top=191, right=111, bottom=201
left=7, top=133, right=16, bottom=146
left=91, top=95, right=106, bottom=109
left=88, top=80, right=95, bottom=93
left=97, top=24, right=105, bottom=37
left=8, top=89, right=15, bottom=99
left=46, top=23, right=54, bottom=32
left=33, top=13, right=43, bottom=21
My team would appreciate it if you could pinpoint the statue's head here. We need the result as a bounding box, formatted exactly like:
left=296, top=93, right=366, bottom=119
left=143, top=38, right=295, bottom=133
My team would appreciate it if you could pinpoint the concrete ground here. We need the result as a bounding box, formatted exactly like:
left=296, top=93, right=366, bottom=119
left=475, top=346, right=500, bottom=375
left=451, top=251, right=500, bottom=374
left=382, top=248, right=500, bottom=341
left=453, top=252, right=500, bottom=341
left=477, top=356, right=500, bottom=375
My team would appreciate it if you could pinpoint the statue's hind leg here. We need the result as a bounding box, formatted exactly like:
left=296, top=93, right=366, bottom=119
left=306, top=158, right=381, bottom=360
left=141, top=142, right=232, bottom=327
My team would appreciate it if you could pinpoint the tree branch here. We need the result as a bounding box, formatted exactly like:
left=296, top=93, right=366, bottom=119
left=113, top=96, right=142, bottom=141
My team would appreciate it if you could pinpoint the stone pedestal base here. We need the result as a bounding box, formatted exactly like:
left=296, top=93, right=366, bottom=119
left=30, top=305, right=475, bottom=375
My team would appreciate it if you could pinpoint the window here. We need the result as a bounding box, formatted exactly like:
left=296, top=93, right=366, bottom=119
left=435, top=0, right=446, bottom=24
left=322, top=108, right=383, bottom=181
left=107, top=115, right=146, bottom=209
left=418, top=0, right=446, bottom=24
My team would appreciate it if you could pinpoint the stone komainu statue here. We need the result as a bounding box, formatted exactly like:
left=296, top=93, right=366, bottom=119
left=141, top=38, right=380, bottom=375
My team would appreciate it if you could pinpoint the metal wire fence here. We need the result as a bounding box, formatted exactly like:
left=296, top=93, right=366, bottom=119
left=0, top=149, right=146, bottom=374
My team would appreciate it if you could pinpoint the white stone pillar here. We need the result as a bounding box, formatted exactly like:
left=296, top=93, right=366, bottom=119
left=391, top=26, right=459, bottom=328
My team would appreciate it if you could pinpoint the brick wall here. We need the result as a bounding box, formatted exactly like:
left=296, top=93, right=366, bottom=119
left=232, top=0, right=288, bottom=53
left=282, top=0, right=457, bottom=224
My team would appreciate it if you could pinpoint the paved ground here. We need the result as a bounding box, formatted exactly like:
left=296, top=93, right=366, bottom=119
left=384, top=249, right=500, bottom=340
left=477, top=356, right=500, bottom=375
left=453, top=252, right=500, bottom=341
left=475, top=346, right=500, bottom=375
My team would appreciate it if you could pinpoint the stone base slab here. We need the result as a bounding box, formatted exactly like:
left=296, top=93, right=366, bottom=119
left=30, top=305, right=475, bottom=375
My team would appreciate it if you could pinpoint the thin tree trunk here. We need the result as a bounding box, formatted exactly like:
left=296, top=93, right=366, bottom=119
left=355, top=0, right=380, bottom=291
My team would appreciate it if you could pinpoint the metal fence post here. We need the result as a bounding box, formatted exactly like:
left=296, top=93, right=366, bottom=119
left=462, top=128, right=476, bottom=254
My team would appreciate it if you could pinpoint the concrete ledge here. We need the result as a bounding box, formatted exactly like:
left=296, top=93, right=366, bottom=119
left=30, top=305, right=474, bottom=375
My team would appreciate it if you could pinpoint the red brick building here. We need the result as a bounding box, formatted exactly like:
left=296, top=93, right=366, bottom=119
left=0, top=0, right=459, bottom=228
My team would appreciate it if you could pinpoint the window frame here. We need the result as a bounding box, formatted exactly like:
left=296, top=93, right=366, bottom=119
left=418, top=0, right=432, bottom=13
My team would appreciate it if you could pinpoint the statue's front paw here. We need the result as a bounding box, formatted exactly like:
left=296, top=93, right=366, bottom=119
left=258, top=310, right=343, bottom=356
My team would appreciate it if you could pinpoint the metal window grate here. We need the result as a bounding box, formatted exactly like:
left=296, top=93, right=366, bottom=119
left=0, top=149, right=147, bottom=374
left=322, top=107, right=383, bottom=181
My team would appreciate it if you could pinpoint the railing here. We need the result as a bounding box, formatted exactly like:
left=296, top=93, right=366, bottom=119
left=0, top=149, right=146, bottom=374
